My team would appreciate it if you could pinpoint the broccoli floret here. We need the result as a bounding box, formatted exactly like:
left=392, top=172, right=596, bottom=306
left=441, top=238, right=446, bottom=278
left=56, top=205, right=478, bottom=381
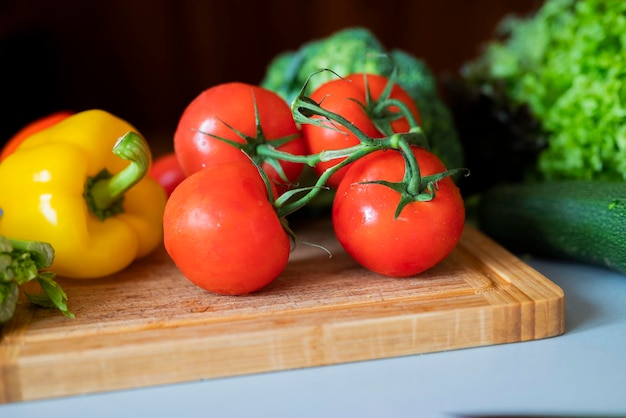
left=260, top=51, right=302, bottom=104
left=261, top=27, right=391, bottom=106
left=260, top=27, right=464, bottom=171
left=388, top=49, right=439, bottom=100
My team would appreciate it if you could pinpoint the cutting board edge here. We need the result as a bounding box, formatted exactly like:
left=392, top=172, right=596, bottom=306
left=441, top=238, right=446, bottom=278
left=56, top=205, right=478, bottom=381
left=2, top=301, right=562, bottom=403
left=0, top=221, right=567, bottom=404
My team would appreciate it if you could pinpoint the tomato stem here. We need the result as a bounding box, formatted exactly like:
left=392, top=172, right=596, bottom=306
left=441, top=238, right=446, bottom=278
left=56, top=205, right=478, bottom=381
left=193, top=88, right=307, bottom=185
left=273, top=85, right=434, bottom=218
left=398, top=139, right=422, bottom=196
left=287, top=83, right=468, bottom=218
left=294, top=96, right=377, bottom=146
left=275, top=142, right=382, bottom=217
left=257, top=142, right=370, bottom=168
left=359, top=73, right=420, bottom=136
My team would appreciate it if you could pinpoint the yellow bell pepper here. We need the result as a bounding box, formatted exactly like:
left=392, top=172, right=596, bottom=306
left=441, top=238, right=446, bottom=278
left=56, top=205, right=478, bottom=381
left=0, top=109, right=167, bottom=279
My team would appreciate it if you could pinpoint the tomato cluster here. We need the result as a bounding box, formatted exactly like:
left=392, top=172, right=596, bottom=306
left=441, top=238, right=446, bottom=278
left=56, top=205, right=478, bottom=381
left=162, top=75, right=466, bottom=295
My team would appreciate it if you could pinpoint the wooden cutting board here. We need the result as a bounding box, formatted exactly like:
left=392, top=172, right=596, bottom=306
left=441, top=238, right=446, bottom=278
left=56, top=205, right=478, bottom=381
left=0, top=217, right=564, bottom=403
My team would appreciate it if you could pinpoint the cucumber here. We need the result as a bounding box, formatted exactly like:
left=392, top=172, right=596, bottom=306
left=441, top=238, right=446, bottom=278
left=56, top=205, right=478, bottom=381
left=477, top=180, right=626, bottom=274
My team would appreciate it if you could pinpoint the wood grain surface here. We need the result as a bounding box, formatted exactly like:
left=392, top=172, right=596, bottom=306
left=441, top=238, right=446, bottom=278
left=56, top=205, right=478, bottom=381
left=0, top=218, right=565, bottom=403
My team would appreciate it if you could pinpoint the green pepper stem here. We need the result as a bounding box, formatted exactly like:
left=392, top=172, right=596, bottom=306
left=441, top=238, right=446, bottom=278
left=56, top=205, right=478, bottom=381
left=87, top=131, right=150, bottom=218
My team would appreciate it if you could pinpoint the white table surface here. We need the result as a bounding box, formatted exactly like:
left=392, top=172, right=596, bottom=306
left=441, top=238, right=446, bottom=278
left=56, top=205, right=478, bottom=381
left=2, top=257, right=625, bottom=418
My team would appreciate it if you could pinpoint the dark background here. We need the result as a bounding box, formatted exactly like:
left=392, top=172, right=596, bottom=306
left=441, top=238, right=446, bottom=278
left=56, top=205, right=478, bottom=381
left=0, top=0, right=540, bottom=154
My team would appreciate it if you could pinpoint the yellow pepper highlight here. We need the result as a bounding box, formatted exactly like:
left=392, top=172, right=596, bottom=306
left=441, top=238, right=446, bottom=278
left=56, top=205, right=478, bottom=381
left=0, top=109, right=167, bottom=279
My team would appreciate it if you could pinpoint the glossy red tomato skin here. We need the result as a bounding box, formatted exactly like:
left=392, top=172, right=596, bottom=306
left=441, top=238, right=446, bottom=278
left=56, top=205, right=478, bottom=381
left=149, top=152, right=186, bottom=197
left=301, top=73, right=421, bottom=188
left=332, top=147, right=465, bottom=278
left=162, top=161, right=290, bottom=295
left=174, top=82, right=305, bottom=194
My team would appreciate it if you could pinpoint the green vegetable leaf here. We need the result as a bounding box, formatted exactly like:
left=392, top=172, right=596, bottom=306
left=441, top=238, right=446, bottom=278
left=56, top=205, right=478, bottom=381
left=5, top=238, right=55, bottom=269
left=0, top=281, right=19, bottom=323
left=27, top=272, right=74, bottom=318
left=0, top=235, right=73, bottom=322
left=461, top=0, right=626, bottom=182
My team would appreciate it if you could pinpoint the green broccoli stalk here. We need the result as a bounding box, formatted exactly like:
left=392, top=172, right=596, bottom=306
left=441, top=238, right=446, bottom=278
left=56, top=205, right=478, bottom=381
left=260, top=27, right=464, bottom=172
left=0, top=234, right=73, bottom=323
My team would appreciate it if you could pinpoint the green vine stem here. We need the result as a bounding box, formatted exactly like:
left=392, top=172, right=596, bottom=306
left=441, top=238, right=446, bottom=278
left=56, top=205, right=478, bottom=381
left=399, top=138, right=422, bottom=196
left=358, top=72, right=421, bottom=136
left=275, top=140, right=384, bottom=218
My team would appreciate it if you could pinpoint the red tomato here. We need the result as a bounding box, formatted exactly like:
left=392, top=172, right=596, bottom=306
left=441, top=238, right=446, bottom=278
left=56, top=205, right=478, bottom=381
left=163, top=161, right=290, bottom=295
left=332, top=146, right=465, bottom=278
left=1, top=111, right=72, bottom=161
left=149, top=152, right=186, bottom=197
left=174, top=82, right=305, bottom=194
left=301, top=73, right=421, bottom=188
